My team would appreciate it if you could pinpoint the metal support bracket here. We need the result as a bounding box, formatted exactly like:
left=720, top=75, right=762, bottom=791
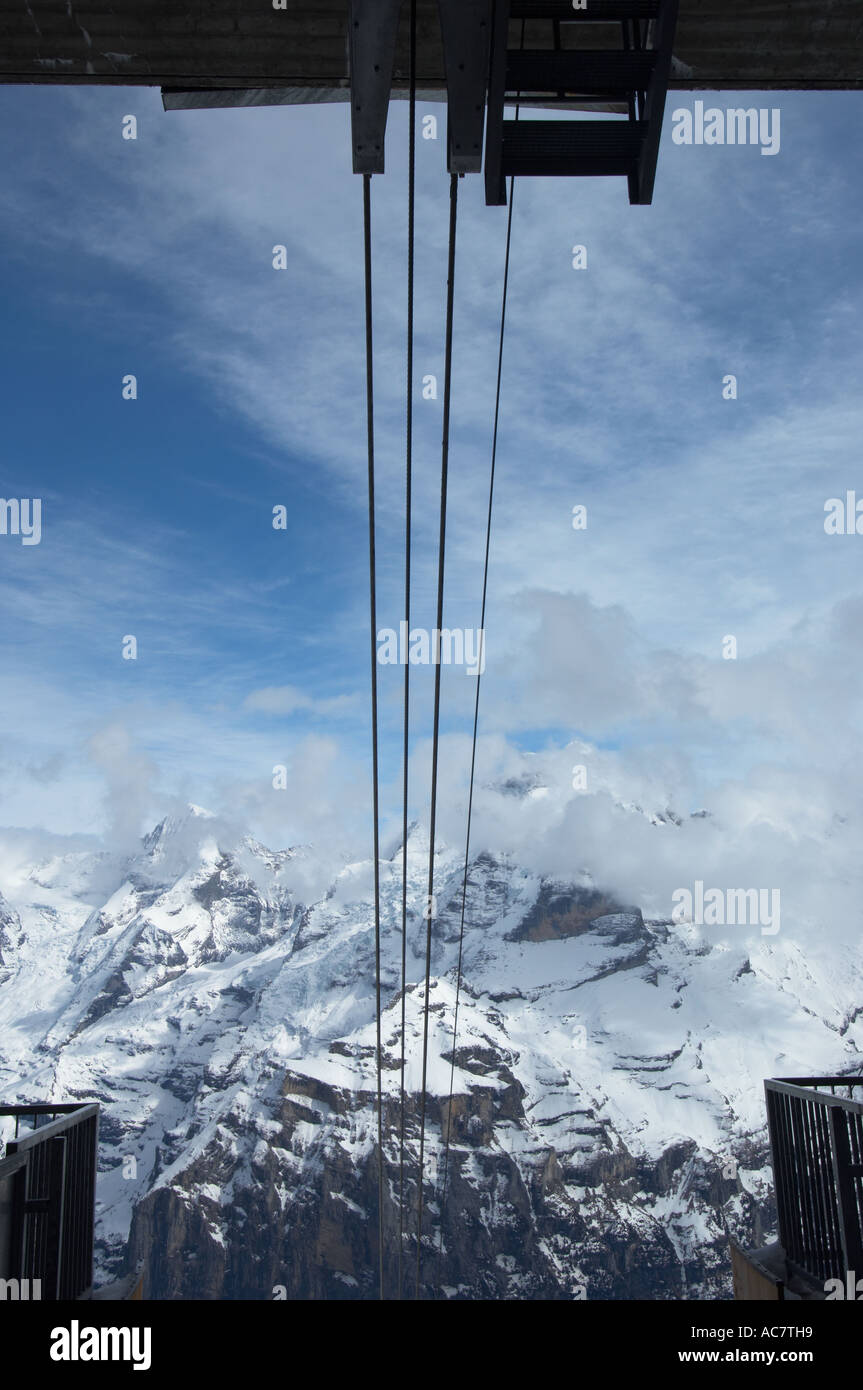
left=635, top=0, right=679, bottom=202
left=349, top=0, right=403, bottom=175
left=438, top=0, right=493, bottom=174
left=484, top=0, right=511, bottom=204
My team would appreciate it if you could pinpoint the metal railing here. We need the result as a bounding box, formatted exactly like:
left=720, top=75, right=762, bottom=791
left=765, top=1077, right=863, bottom=1289
left=0, top=1103, right=99, bottom=1300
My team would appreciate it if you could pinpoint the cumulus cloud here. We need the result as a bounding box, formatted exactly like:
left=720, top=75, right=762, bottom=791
left=86, top=724, right=158, bottom=853
left=482, top=589, right=704, bottom=732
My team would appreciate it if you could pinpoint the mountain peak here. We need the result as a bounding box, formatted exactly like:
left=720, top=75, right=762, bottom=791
left=141, top=804, right=218, bottom=860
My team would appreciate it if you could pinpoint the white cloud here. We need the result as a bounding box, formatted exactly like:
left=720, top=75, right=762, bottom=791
left=0, top=83, right=862, bottom=942
left=243, top=685, right=360, bottom=717
left=86, top=723, right=158, bottom=852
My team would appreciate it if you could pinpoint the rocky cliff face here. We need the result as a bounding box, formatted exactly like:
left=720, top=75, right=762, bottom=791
left=0, top=804, right=859, bottom=1300
left=124, top=1051, right=771, bottom=1302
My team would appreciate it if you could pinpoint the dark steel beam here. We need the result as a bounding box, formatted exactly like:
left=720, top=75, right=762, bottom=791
left=0, top=2, right=860, bottom=91
left=635, top=0, right=679, bottom=203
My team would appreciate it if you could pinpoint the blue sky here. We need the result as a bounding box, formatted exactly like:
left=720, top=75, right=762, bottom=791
left=2, top=84, right=863, bottom=912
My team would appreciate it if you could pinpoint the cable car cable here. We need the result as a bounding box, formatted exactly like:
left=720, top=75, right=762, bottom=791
left=434, top=171, right=516, bottom=1292
left=434, top=28, right=525, bottom=1289
left=397, top=0, right=418, bottom=1304
left=415, top=169, right=459, bottom=1301
left=362, top=170, right=386, bottom=1303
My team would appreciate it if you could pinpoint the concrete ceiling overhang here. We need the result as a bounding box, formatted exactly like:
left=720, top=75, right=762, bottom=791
left=0, top=0, right=860, bottom=103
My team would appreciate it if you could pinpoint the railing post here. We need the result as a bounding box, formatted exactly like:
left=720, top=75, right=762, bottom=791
left=828, top=1105, right=863, bottom=1280
left=2, top=1160, right=27, bottom=1281
left=764, top=1083, right=787, bottom=1248
left=86, top=1111, right=99, bottom=1296
left=43, top=1136, right=67, bottom=1301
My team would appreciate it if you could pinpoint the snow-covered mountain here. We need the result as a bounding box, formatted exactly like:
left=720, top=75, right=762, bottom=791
left=1, top=800, right=861, bottom=1300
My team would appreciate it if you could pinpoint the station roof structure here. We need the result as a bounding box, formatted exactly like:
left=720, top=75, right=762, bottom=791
left=0, top=0, right=860, bottom=111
